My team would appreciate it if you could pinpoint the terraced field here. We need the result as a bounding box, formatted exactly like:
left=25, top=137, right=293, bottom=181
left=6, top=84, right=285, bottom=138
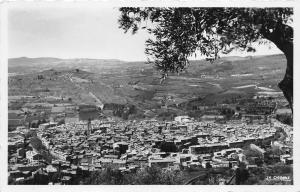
left=8, top=54, right=287, bottom=119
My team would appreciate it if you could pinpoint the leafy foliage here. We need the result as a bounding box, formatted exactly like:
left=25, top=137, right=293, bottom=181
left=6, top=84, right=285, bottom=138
left=159, top=141, right=178, bottom=152
left=30, top=137, right=44, bottom=151
left=276, top=113, right=293, bottom=126
left=83, top=166, right=184, bottom=185
left=119, top=7, right=292, bottom=76
left=118, top=8, right=293, bottom=110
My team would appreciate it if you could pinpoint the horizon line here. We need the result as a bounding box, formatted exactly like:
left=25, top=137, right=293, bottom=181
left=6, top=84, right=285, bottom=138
left=8, top=53, right=285, bottom=63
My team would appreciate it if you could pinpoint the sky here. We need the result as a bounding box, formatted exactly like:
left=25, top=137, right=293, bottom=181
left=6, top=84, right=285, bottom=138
left=8, top=4, right=283, bottom=61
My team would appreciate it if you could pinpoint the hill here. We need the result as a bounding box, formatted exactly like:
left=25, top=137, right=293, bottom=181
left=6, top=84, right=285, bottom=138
left=8, top=57, right=127, bottom=74
left=8, top=54, right=286, bottom=119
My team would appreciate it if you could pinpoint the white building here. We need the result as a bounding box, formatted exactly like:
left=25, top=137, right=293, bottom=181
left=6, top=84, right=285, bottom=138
left=26, top=151, right=43, bottom=163
left=174, top=116, right=192, bottom=123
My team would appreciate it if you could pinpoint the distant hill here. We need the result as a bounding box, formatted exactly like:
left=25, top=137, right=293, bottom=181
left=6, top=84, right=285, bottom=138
left=8, top=57, right=127, bottom=74
left=9, top=57, right=62, bottom=65
left=220, top=55, right=251, bottom=61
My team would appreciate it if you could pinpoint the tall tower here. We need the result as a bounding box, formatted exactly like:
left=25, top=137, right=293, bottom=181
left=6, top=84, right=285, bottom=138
left=87, top=118, right=91, bottom=137
left=23, top=137, right=27, bottom=158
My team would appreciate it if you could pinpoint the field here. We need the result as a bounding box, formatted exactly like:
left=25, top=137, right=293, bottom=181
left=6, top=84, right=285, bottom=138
left=8, top=54, right=287, bottom=119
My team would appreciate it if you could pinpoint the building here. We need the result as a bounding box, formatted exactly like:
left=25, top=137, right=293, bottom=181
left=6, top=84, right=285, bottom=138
left=26, top=151, right=44, bottom=163
left=189, top=143, right=229, bottom=154
left=174, top=116, right=192, bottom=123
left=148, top=158, right=176, bottom=168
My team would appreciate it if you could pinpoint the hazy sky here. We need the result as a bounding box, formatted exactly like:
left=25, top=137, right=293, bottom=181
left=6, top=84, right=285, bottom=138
left=8, top=4, right=283, bottom=61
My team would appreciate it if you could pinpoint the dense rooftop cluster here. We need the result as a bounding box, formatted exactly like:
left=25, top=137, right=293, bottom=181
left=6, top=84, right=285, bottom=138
left=8, top=114, right=293, bottom=185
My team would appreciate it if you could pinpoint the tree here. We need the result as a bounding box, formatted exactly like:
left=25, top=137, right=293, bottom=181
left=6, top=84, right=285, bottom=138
left=57, top=119, right=65, bottom=126
left=159, top=141, right=178, bottom=152
left=134, top=166, right=184, bottom=184
left=235, top=163, right=250, bottom=185
left=30, top=137, right=42, bottom=150
left=118, top=8, right=293, bottom=111
left=83, top=166, right=184, bottom=184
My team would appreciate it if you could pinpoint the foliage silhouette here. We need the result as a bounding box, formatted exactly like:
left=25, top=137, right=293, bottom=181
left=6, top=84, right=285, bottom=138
left=118, top=8, right=293, bottom=110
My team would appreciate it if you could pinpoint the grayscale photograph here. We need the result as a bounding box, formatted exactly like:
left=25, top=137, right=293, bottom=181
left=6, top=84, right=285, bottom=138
left=3, top=2, right=294, bottom=187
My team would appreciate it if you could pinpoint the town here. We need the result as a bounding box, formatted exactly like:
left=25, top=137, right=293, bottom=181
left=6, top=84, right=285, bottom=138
left=8, top=92, right=293, bottom=185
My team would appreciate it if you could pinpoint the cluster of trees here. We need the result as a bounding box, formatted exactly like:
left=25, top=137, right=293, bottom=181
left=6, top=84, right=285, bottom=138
left=276, top=113, right=293, bottom=126
left=82, top=166, right=184, bottom=185
left=103, top=103, right=136, bottom=120
left=234, top=166, right=250, bottom=185
left=245, top=163, right=293, bottom=185
left=220, top=108, right=235, bottom=119
left=24, top=130, right=37, bottom=138
left=29, top=136, right=53, bottom=162
left=159, top=141, right=178, bottom=152
left=37, top=75, right=44, bottom=80
left=9, top=166, right=185, bottom=185
left=156, top=110, right=178, bottom=121
left=243, top=144, right=286, bottom=166
left=30, top=137, right=45, bottom=151
left=8, top=172, right=49, bottom=185
left=30, top=119, right=48, bottom=128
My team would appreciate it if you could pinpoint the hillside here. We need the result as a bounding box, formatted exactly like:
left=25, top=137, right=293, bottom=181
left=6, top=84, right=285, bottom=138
left=8, top=54, right=287, bottom=119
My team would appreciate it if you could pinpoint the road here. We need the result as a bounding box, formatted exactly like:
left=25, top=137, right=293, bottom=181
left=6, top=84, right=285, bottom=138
left=89, top=92, right=104, bottom=109
left=66, top=72, right=105, bottom=109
